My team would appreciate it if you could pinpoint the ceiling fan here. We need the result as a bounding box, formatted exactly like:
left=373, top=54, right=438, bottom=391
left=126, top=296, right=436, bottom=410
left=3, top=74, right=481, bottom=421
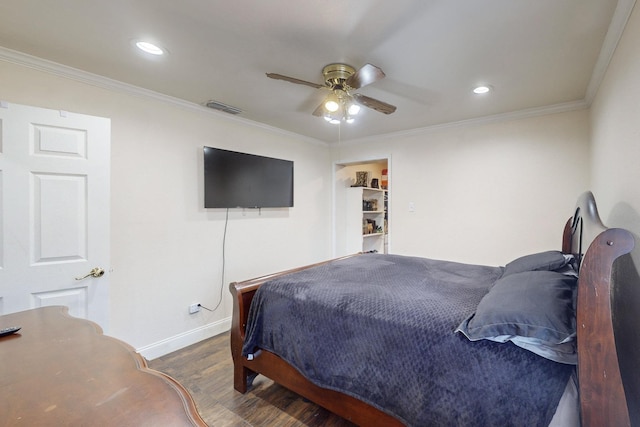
left=266, top=63, right=397, bottom=124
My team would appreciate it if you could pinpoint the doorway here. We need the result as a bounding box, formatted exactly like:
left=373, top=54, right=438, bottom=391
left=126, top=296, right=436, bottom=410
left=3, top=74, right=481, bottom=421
left=333, top=157, right=389, bottom=257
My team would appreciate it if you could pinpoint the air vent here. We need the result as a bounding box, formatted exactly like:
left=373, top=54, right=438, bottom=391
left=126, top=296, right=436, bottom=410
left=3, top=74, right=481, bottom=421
left=205, top=100, right=242, bottom=115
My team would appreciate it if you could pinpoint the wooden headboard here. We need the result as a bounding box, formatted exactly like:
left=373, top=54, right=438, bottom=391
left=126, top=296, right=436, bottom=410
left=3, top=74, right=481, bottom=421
left=562, top=191, right=608, bottom=259
left=564, top=191, right=638, bottom=427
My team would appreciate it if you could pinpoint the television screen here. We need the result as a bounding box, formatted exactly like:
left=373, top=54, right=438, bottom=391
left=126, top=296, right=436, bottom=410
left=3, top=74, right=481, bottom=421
left=204, top=146, right=294, bottom=208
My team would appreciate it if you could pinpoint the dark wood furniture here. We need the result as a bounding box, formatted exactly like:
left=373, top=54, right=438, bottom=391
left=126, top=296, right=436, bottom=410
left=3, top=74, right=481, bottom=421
left=0, top=306, right=206, bottom=426
left=230, top=191, right=638, bottom=426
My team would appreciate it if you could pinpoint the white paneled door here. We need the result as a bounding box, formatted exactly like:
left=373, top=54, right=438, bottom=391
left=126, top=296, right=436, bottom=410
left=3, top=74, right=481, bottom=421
left=0, top=102, right=110, bottom=331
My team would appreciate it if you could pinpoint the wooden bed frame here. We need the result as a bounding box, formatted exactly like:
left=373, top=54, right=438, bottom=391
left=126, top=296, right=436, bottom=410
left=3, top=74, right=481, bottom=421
left=230, top=191, right=638, bottom=426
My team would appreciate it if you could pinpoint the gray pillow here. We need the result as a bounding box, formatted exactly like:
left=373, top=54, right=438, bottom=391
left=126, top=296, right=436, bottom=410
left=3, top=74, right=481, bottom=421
left=456, top=270, right=578, bottom=364
left=502, top=250, right=571, bottom=277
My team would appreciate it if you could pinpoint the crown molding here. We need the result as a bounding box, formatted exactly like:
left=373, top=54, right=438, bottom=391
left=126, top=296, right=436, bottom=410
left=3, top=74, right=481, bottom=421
left=0, top=46, right=327, bottom=147
left=585, top=0, right=637, bottom=104
left=338, top=99, right=588, bottom=146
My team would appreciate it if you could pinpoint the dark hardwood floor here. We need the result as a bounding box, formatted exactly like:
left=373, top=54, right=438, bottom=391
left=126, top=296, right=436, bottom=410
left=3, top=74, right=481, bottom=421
left=148, top=332, right=355, bottom=427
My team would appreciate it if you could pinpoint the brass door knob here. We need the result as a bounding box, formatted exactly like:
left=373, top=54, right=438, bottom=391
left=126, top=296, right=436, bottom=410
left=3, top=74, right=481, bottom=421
left=75, top=267, right=105, bottom=281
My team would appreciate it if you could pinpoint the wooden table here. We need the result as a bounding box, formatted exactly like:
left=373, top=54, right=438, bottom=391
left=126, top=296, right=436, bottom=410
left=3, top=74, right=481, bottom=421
left=0, top=306, right=206, bottom=426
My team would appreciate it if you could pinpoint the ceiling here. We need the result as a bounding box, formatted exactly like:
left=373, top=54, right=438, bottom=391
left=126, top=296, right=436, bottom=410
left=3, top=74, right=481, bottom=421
left=0, top=1, right=631, bottom=143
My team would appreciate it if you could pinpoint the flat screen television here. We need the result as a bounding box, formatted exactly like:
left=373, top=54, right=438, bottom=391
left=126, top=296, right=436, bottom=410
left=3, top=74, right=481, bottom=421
left=203, top=146, right=294, bottom=208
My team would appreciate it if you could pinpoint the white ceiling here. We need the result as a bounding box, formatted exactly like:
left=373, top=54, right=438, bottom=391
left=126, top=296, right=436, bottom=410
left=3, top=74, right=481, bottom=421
left=0, top=1, right=632, bottom=143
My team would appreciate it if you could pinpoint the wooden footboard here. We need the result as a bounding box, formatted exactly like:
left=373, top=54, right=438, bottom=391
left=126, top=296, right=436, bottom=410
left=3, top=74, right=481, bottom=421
left=229, top=254, right=404, bottom=426
left=229, top=254, right=357, bottom=393
left=563, top=191, right=636, bottom=426
left=577, top=228, right=634, bottom=427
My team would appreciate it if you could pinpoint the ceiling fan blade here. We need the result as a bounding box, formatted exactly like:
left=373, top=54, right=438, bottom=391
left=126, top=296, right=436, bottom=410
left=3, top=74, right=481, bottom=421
left=312, top=102, right=325, bottom=117
left=266, top=73, right=325, bottom=89
left=345, top=63, right=386, bottom=89
left=352, top=93, right=397, bottom=115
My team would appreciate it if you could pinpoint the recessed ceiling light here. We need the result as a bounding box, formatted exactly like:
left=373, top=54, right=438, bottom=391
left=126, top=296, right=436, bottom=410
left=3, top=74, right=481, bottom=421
left=473, top=85, right=491, bottom=94
left=135, top=41, right=165, bottom=56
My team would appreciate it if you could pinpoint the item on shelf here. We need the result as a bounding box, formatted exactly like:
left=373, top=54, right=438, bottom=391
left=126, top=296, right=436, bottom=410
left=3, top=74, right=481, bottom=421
left=362, top=219, right=377, bottom=235
left=363, top=199, right=378, bottom=211
left=371, top=178, right=379, bottom=188
left=352, top=171, right=369, bottom=187
left=381, top=169, right=388, bottom=190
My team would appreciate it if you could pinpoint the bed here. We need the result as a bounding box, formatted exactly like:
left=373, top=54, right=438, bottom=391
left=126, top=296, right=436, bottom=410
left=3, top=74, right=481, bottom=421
left=229, top=191, right=638, bottom=426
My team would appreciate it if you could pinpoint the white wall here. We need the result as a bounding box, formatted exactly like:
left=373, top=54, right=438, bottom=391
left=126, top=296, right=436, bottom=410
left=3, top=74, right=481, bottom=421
left=590, top=2, right=640, bottom=238
left=332, top=110, right=590, bottom=266
left=0, top=59, right=332, bottom=357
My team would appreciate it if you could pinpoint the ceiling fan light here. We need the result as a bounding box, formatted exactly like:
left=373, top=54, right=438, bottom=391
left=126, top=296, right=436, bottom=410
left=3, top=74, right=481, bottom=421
left=347, top=103, right=361, bottom=115
left=324, top=112, right=341, bottom=124
left=325, top=99, right=340, bottom=112
left=345, top=117, right=355, bottom=124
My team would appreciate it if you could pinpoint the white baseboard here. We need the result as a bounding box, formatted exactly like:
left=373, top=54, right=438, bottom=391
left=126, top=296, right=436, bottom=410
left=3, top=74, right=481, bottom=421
left=137, top=316, right=231, bottom=360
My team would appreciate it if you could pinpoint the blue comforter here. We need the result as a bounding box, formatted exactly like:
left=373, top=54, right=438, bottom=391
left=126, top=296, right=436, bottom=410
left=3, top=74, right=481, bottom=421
left=242, top=253, right=573, bottom=426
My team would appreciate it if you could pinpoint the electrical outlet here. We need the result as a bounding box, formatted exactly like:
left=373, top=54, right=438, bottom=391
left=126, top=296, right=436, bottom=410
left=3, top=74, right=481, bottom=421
left=189, top=303, right=201, bottom=314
